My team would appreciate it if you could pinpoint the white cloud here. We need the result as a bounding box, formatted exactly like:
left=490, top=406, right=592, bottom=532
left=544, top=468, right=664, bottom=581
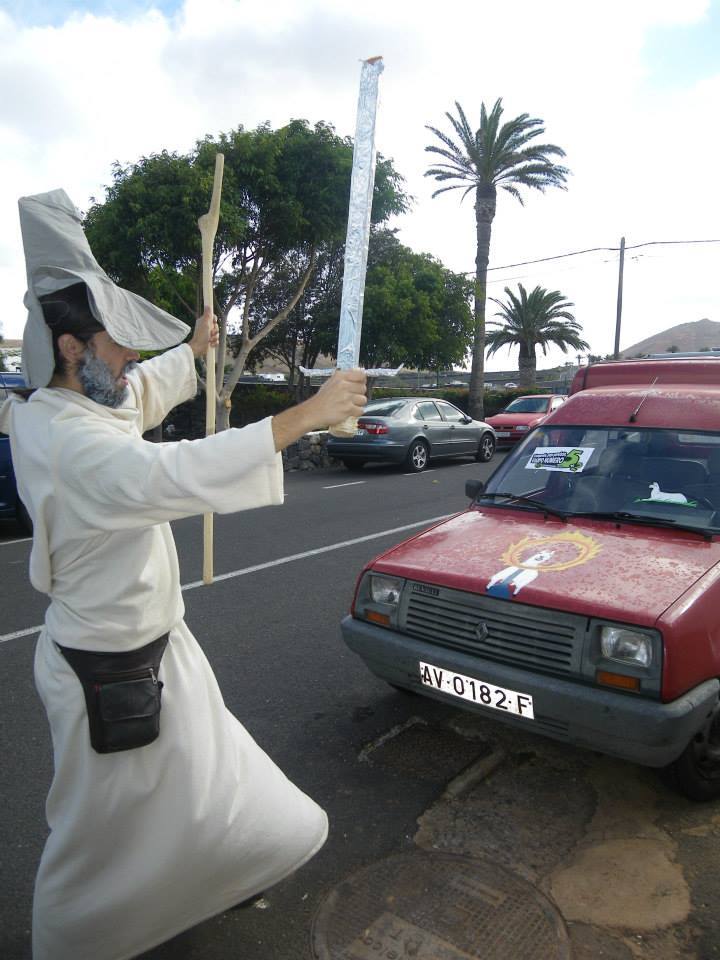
left=1, top=0, right=718, bottom=374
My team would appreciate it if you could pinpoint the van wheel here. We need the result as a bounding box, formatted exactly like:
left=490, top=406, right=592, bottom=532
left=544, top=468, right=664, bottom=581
left=667, top=702, right=720, bottom=800
left=17, top=498, right=32, bottom=535
left=476, top=433, right=496, bottom=462
left=406, top=439, right=429, bottom=472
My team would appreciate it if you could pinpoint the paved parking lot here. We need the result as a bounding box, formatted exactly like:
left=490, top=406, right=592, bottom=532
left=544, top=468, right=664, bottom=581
left=2, top=454, right=719, bottom=959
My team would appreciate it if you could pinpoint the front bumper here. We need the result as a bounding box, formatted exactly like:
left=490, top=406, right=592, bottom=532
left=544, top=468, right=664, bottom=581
left=341, top=615, right=719, bottom=767
left=491, top=431, right=526, bottom=446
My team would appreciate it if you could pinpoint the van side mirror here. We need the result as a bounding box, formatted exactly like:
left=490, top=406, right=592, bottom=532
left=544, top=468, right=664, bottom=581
left=465, top=479, right=484, bottom=500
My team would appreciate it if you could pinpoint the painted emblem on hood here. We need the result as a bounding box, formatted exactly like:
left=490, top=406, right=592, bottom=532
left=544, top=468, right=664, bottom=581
left=486, top=531, right=601, bottom=599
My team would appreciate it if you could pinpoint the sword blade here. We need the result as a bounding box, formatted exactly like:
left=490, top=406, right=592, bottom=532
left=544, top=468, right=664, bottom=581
left=336, top=57, right=384, bottom=370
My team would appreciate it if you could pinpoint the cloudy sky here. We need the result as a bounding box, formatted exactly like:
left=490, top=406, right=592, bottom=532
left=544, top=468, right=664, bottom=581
left=1, top=0, right=719, bottom=372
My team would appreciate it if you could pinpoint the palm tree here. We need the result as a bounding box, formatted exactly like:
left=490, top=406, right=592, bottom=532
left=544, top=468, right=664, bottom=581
left=486, top=284, right=588, bottom=387
left=425, top=98, right=569, bottom=418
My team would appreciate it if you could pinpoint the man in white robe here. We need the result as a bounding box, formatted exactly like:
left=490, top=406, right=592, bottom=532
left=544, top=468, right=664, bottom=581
left=1, top=190, right=367, bottom=960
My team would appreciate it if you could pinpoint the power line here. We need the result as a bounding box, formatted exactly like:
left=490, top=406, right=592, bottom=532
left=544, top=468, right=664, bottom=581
left=461, top=238, right=720, bottom=275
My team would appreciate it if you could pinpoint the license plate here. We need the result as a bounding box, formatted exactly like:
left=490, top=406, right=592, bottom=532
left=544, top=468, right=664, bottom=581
left=495, top=431, right=511, bottom=438
left=419, top=661, right=534, bottom=718
left=355, top=429, right=365, bottom=436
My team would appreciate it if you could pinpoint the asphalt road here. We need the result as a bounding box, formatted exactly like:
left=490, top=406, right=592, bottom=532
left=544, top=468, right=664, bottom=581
left=0, top=453, right=502, bottom=960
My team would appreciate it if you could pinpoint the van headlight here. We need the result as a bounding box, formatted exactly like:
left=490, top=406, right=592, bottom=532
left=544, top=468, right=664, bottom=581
left=370, top=575, right=403, bottom=605
left=600, top=626, right=653, bottom=667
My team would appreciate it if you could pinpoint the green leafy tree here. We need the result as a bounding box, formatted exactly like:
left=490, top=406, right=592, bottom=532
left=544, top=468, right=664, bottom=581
left=243, top=241, right=345, bottom=394
left=251, top=229, right=473, bottom=394
left=351, top=231, right=472, bottom=374
left=425, top=98, right=569, bottom=418
left=85, top=121, right=407, bottom=429
left=486, top=283, right=588, bottom=387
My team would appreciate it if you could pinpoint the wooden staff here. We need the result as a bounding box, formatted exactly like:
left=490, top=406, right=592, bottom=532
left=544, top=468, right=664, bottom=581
left=199, top=153, right=224, bottom=585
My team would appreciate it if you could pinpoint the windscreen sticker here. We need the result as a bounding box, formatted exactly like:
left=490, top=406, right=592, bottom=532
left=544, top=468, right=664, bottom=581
left=635, top=482, right=698, bottom=507
left=525, top=446, right=594, bottom=473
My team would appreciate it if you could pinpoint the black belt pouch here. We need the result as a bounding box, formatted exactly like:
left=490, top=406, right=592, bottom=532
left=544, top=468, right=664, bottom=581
left=58, top=633, right=169, bottom=754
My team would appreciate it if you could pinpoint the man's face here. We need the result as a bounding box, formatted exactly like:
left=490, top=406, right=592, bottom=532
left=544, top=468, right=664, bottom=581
left=78, top=332, right=140, bottom=408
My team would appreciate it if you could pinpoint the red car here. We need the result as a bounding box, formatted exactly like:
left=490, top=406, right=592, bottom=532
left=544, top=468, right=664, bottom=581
left=485, top=394, right=566, bottom=446
left=342, top=358, right=720, bottom=800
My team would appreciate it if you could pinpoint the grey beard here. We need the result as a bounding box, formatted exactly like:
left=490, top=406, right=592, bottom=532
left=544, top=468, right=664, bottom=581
left=78, top=350, right=136, bottom=408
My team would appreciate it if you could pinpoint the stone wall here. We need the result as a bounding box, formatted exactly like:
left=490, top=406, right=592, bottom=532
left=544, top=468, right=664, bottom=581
left=282, top=431, right=338, bottom=472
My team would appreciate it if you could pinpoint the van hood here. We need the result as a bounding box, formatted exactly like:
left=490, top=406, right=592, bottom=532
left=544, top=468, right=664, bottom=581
left=371, top=508, right=720, bottom=625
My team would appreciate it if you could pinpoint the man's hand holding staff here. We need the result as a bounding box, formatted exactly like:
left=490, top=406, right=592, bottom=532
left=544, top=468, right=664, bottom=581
left=198, top=153, right=224, bottom=585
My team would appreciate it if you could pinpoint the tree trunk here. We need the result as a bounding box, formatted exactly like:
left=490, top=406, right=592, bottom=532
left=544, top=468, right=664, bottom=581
left=518, top=344, right=536, bottom=389
left=468, top=185, right=496, bottom=421
left=216, top=395, right=232, bottom=432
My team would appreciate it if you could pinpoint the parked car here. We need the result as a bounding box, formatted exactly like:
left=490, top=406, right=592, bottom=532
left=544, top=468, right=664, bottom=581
left=485, top=394, right=566, bottom=447
left=341, top=357, right=720, bottom=800
left=326, top=397, right=496, bottom=472
left=0, top=372, right=31, bottom=532
left=259, top=372, right=287, bottom=382
left=503, top=382, right=519, bottom=388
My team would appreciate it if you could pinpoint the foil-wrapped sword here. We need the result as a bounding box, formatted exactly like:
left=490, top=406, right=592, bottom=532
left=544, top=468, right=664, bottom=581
left=301, top=57, right=400, bottom=433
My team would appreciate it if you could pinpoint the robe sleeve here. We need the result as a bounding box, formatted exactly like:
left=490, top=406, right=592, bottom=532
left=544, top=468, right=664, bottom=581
left=53, top=416, right=283, bottom=533
left=128, top=344, right=198, bottom=433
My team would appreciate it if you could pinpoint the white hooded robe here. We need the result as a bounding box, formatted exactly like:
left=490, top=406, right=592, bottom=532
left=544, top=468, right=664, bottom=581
left=0, top=344, right=328, bottom=960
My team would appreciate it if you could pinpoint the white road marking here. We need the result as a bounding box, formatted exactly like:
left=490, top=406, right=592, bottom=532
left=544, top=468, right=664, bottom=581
left=0, top=625, right=41, bottom=643
left=323, top=481, right=367, bottom=490
left=181, top=514, right=453, bottom=591
left=0, top=535, right=32, bottom=547
left=0, top=513, right=455, bottom=644
left=402, top=469, right=436, bottom=476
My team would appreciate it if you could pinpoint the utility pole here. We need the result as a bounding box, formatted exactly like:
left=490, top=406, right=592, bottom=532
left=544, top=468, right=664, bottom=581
left=613, top=236, right=626, bottom=359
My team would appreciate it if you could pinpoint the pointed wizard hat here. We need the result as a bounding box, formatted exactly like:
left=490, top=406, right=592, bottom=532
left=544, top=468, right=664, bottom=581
left=18, top=189, right=191, bottom=387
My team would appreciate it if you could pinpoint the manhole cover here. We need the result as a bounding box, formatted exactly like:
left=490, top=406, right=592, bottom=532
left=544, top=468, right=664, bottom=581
left=312, top=850, right=571, bottom=960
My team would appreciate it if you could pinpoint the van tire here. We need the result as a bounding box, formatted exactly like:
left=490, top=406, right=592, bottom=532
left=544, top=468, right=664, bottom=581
left=667, top=704, right=720, bottom=800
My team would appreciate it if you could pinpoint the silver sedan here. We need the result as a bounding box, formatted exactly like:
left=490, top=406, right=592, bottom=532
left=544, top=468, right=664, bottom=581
left=326, top=397, right=497, bottom=473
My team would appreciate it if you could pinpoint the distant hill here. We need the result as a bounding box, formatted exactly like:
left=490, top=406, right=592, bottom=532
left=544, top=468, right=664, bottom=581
left=621, top=319, right=720, bottom=358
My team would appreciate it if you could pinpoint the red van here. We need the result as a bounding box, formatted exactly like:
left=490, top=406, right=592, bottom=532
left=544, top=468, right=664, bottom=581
left=342, top=358, right=720, bottom=799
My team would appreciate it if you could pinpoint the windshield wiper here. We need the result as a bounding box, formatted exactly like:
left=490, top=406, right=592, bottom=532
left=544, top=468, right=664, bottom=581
left=570, top=510, right=715, bottom=541
left=479, top=492, right=567, bottom=522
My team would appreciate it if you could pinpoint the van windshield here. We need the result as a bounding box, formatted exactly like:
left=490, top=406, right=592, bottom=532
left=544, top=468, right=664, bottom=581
left=480, top=426, right=720, bottom=533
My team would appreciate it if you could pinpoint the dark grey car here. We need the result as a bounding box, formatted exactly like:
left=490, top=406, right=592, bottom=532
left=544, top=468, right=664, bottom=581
left=326, top=397, right=496, bottom=473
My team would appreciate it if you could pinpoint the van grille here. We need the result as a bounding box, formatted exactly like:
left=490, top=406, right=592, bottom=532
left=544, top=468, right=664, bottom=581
left=403, top=583, right=586, bottom=676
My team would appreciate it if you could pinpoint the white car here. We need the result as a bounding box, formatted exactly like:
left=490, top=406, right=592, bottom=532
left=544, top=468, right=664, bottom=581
left=259, top=373, right=287, bottom=382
